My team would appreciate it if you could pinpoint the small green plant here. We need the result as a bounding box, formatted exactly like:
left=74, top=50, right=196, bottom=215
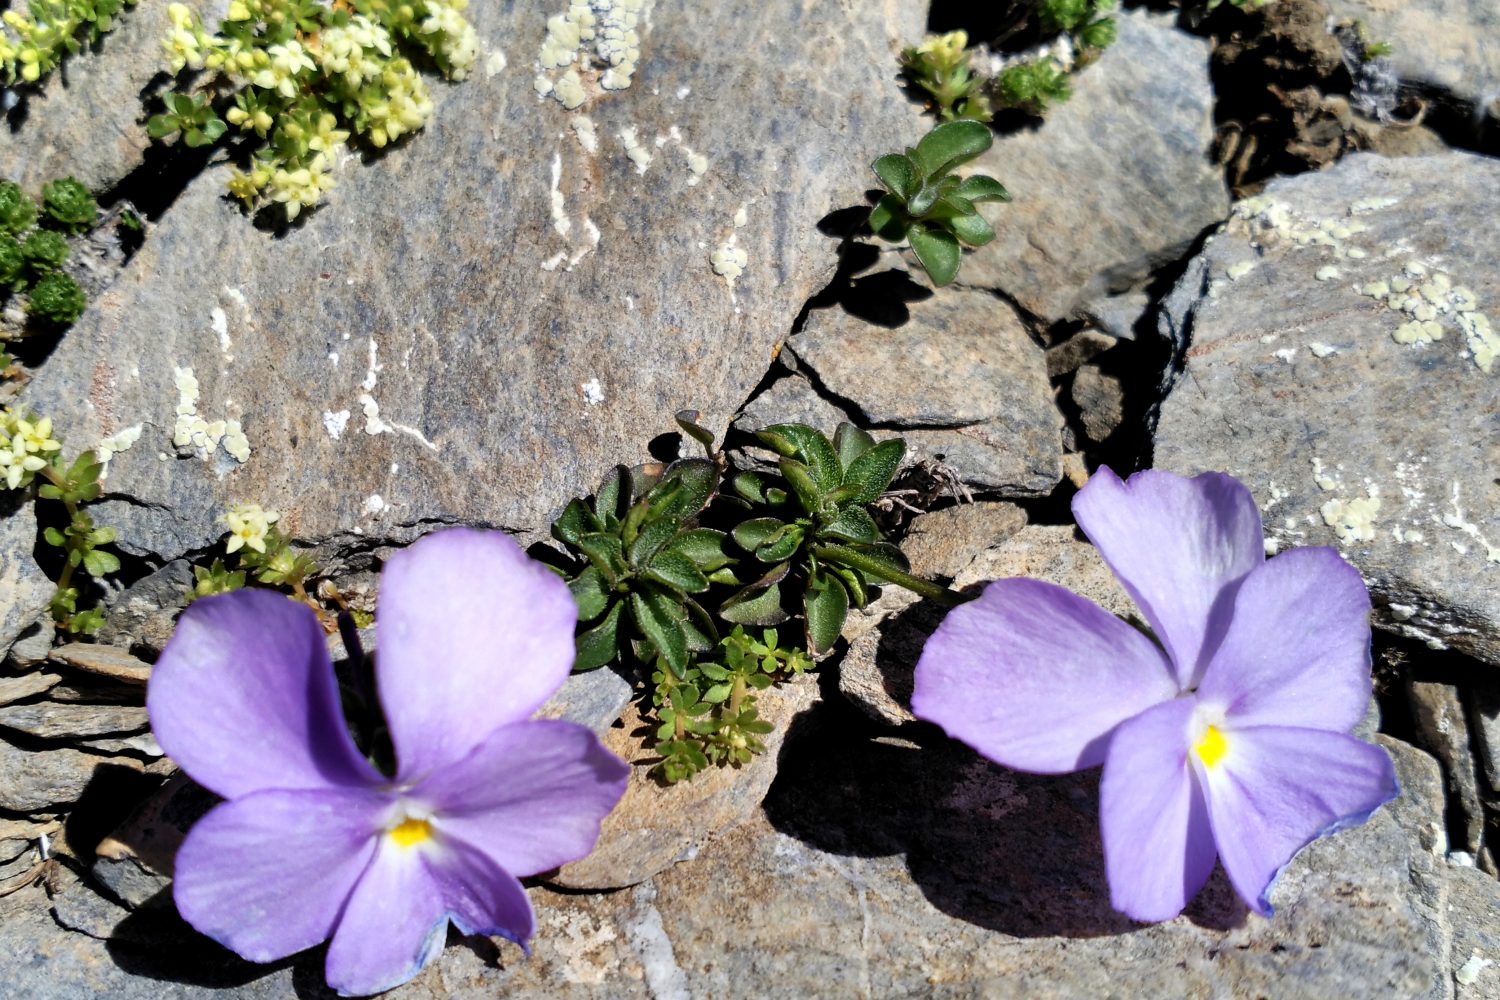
left=0, top=236, right=23, bottom=288
left=995, top=58, right=1073, bottom=116
left=0, top=0, right=139, bottom=87
left=26, top=272, right=86, bottom=326
left=21, top=229, right=68, bottom=276
left=0, top=182, right=37, bottom=235
left=867, top=120, right=1010, bottom=286
left=157, top=0, right=478, bottom=220
left=188, top=502, right=325, bottom=611
left=900, top=30, right=993, bottom=123
left=191, top=559, right=247, bottom=599
left=40, top=176, right=98, bottom=232
left=552, top=412, right=963, bottom=783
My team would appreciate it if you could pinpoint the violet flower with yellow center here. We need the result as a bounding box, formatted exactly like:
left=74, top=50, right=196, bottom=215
left=912, top=467, right=1398, bottom=921
left=148, top=528, right=629, bottom=996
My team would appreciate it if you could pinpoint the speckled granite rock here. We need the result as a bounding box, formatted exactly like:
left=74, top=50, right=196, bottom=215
left=1155, top=152, right=1500, bottom=665
left=0, top=504, right=51, bottom=659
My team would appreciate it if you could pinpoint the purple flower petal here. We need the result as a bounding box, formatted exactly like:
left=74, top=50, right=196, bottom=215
left=1199, top=725, right=1398, bottom=916
left=1100, top=698, right=1218, bottom=922
left=413, top=719, right=628, bottom=876
left=1072, top=467, right=1264, bottom=688
left=376, top=528, right=578, bottom=781
left=324, top=837, right=449, bottom=997
left=424, top=836, right=535, bottom=947
left=1197, top=548, right=1373, bottom=733
left=148, top=590, right=381, bottom=798
left=172, top=788, right=382, bottom=964
left=911, top=578, right=1178, bottom=774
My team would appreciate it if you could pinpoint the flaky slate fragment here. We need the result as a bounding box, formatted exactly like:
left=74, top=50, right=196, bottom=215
left=20, top=0, right=928, bottom=564
left=1156, top=152, right=1500, bottom=666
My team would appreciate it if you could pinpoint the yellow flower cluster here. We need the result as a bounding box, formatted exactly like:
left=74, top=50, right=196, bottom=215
left=0, top=411, right=62, bottom=490
left=224, top=502, right=279, bottom=555
left=418, top=0, right=478, bottom=80
left=3, top=0, right=139, bottom=86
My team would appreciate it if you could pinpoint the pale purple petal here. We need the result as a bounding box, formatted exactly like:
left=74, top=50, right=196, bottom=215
left=324, top=838, right=448, bottom=997
left=1197, top=548, right=1373, bottom=733
left=172, top=788, right=382, bottom=964
left=1072, top=467, right=1264, bottom=688
left=1100, top=698, right=1218, bottom=922
left=1199, top=725, right=1398, bottom=916
left=414, top=719, right=628, bottom=876
left=149, top=590, right=382, bottom=798
left=377, top=528, right=578, bottom=781
left=424, top=837, right=534, bottom=946
left=911, top=578, right=1178, bottom=774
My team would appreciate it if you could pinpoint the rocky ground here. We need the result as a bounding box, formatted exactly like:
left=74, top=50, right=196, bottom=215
left=1, top=0, right=1498, bottom=997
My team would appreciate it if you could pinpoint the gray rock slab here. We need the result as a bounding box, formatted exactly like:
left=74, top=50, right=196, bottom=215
left=1155, top=152, right=1500, bottom=666
left=0, top=0, right=224, bottom=195
left=1071, top=362, right=1126, bottom=444
left=1409, top=680, right=1487, bottom=856
left=50, top=642, right=152, bottom=685
left=1474, top=678, right=1500, bottom=794
left=0, top=736, right=159, bottom=812
left=5, top=618, right=55, bottom=670
left=21, top=0, right=929, bottom=566
left=0, top=669, right=62, bottom=707
left=0, top=701, right=149, bottom=740
left=534, top=667, right=633, bottom=736
left=1446, top=863, right=1500, bottom=998
left=0, top=504, right=51, bottom=661
left=959, top=10, right=1228, bottom=322
left=1324, top=0, right=1500, bottom=117
left=97, top=559, right=193, bottom=657
left=787, top=284, right=1063, bottom=495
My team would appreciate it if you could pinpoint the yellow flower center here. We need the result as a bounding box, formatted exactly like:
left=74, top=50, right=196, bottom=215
left=1194, top=725, right=1229, bottom=769
left=388, top=817, right=433, bottom=848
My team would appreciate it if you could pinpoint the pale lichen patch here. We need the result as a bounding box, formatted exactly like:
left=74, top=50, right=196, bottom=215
left=536, top=1, right=650, bottom=106
left=1226, top=260, right=1257, bottom=281
left=619, top=125, right=652, bottom=174
left=485, top=49, right=508, bottom=78
left=1439, top=482, right=1500, bottom=564
left=571, top=115, right=598, bottom=154
left=1321, top=485, right=1381, bottom=545
left=711, top=243, right=747, bottom=285
left=96, top=424, right=143, bottom=479
left=581, top=378, right=605, bottom=405
left=323, top=409, right=351, bottom=440
left=1308, top=341, right=1339, bottom=358
left=549, top=151, right=572, bottom=238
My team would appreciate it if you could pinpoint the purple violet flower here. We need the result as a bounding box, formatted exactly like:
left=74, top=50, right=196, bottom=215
left=148, top=528, right=629, bottom=996
left=911, top=467, right=1399, bottom=922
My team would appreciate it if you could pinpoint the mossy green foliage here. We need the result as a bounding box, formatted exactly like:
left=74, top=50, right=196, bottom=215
left=1, top=0, right=138, bottom=87
left=41, top=176, right=99, bottom=232
left=553, top=412, right=957, bottom=783
left=27, top=272, right=85, bottom=326
left=157, top=0, right=478, bottom=220
left=0, top=178, right=95, bottom=330
left=868, top=120, right=1010, bottom=286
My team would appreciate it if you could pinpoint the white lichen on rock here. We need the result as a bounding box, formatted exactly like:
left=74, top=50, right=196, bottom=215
left=549, top=151, right=572, bottom=237
left=170, top=367, right=250, bottom=464
left=571, top=115, right=598, bottom=154
left=618, top=125, right=652, bottom=173
left=581, top=378, right=605, bottom=405
left=536, top=0, right=651, bottom=107
left=323, top=409, right=351, bottom=440
left=1321, top=485, right=1382, bottom=545
left=96, top=424, right=143, bottom=479
left=711, top=243, right=746, bottom=285
left=1440, top=482, right=1500, bottom=564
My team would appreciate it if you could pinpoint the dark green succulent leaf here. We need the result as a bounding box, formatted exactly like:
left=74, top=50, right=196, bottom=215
left=908, top=224, right=962, bottom=286
left=821, top=505, right=879, bottom=544
left=645, top=549, right=710, bottom=594
left=674, top=410, right=717, bottom=455
left=868, top=194, right=909, bottom=242
left=833, top=422, right=876, bottom=470
left=948, top=210, right=996, bottom=247
left=574, top=600, right=625, bottom=671
left=568, top=565, right=611, bottom=621
left=953, top=174, right=1010, bottom=203
left=925, top=193, right=977, bottom=221
left=682, top=595, right=719, bottom=652
left=628, top=514, right=678, bottom=568
left=906, top=181, right=940, bottom=219
left=631, top=589, right=690, bottom=677
left=779, top=459, right=825, bottom=515
left=754, top=521, right=805, bottom=563
left=731, top=470, right=771, bottom=504
left=910, top=119, right=993, bottom=180
left=827, top=564, right=869, bottom=608
left=827, top=541, right=911, bottom=583
left=706, top=566, right=740, bottom=586
left=804, top=571, right=850, bottom=655
left=732, top=517, right=787, bottom=553
left=720, top=561, right=791, bottom=626
left=594, top=465, right=630, bottom=525
left=872, top=153, right=918, bottom=199
left=553, top=497, right=602, bottom=547
left=664, top=527, right=733, bottom=571
left=842, top=438, right=906, bottom=505
left=577, top=532, right=627, bottom=583
left=754, top=424, right=839, bottom=490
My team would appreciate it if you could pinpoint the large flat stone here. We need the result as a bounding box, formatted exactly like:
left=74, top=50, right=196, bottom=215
left=0, top=504, right=51, bottom=660
left=959, top=9, right=1228, bottom=322
left=1155, top=152, right=1500, bottom=665
left=21, top=0, right=929, bottom=564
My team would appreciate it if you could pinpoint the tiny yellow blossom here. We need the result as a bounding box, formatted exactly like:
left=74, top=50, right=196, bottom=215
left=224, top=503, right=279, bottom=555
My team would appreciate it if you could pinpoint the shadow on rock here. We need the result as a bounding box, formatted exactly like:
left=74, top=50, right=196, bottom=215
left=765, top=692, right=1247, bottom=938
